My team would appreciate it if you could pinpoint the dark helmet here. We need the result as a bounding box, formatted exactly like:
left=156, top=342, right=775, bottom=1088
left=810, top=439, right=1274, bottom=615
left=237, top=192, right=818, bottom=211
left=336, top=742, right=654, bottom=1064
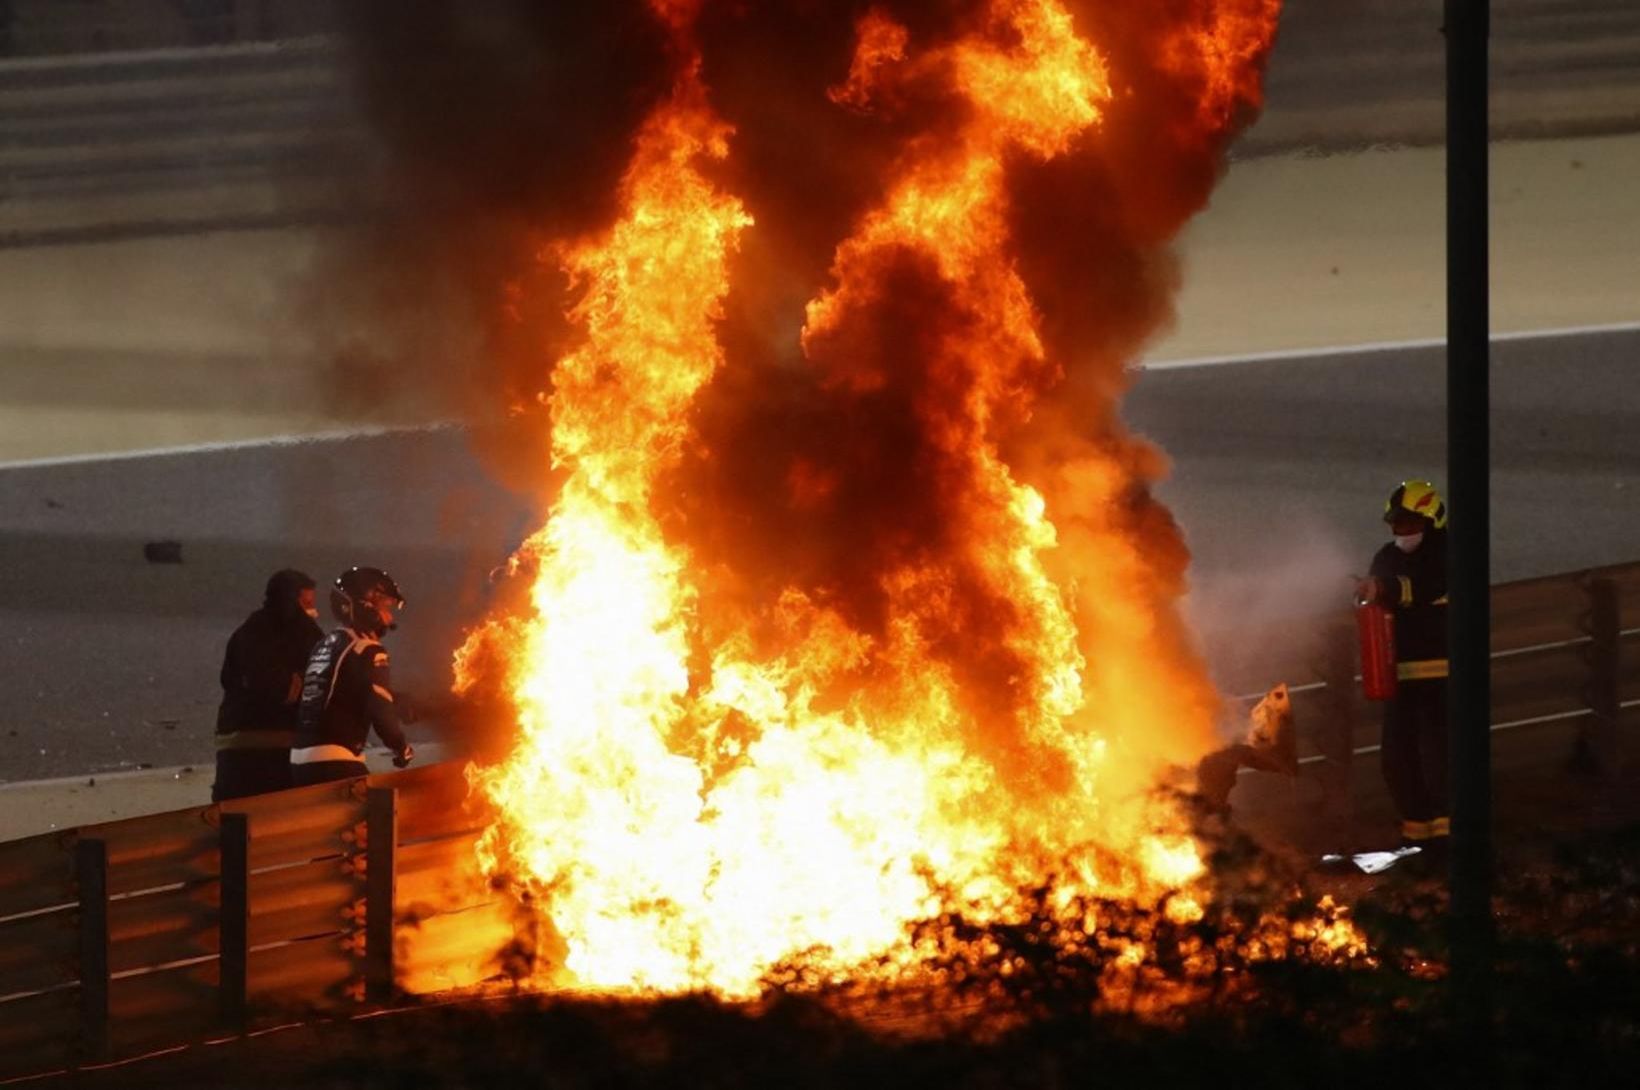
left=330, top=567, right=406, bottom=635
left=1383, top=479, right=1447, bottom=530
left=263, top=568, right=316, bottom=617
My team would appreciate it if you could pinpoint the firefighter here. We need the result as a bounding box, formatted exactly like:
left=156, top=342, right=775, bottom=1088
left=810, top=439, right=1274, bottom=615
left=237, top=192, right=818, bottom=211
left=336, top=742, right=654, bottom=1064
left=290, top=567, right=415, bottom=786
left=1357, top=480, right=1450, bottom=850
left=213, top=569, right=324, bottom=802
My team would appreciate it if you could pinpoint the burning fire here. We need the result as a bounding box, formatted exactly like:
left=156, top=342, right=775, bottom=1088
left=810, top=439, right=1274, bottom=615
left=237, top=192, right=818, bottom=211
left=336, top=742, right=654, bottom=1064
left=453, top=0, right=1342, bottom=1001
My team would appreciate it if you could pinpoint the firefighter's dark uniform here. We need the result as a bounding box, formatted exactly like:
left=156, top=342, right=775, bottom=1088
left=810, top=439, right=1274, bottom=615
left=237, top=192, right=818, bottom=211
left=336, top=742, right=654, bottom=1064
left=214, top=603, right=323, bottom=801
left=290, top=628, right=408, bottom=786
left=1369, top=527, right=1450, bottom=841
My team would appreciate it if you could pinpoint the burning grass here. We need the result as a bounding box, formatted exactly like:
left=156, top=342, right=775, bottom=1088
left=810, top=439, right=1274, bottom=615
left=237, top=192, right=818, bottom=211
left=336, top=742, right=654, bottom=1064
left=472, top=796, right=1372, bottom=1021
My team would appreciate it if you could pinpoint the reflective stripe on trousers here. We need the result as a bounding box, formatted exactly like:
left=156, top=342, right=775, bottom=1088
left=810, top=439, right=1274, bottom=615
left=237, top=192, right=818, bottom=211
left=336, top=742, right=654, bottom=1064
left=215, top=729, right=294, bottom=751
left=290, top=744, right=365, bottom=766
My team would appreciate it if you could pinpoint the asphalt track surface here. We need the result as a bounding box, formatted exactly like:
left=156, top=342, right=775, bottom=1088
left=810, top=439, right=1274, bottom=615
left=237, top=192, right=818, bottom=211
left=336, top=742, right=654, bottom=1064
left=2, top=325, right=1635, bottom=783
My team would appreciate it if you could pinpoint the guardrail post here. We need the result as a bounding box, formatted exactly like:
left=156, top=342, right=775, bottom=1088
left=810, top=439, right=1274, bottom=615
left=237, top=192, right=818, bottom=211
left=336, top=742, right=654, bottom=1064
left=365, top=787, right=398, bottom=1004
left=1316, top=619, right=1358, bottom=820
left=1576, top=577, right=1622, bottom=778
left=219, top=812, right=251, bottom=1031
left=75, top=839, right=110, bottom=1061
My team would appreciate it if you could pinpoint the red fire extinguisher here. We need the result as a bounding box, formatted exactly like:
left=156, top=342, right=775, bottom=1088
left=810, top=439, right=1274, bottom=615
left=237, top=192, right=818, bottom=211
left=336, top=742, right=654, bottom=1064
left=1356, top=599, right=1397, bottom=700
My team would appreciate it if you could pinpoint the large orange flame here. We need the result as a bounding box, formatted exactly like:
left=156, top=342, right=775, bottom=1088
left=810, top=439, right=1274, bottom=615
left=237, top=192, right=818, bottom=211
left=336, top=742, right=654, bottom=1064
left=456, top=0, right=1318, bottom=1000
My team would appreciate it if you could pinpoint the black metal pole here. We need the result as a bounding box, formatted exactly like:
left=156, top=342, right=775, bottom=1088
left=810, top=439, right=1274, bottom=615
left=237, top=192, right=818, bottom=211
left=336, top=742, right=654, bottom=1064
left=365, top=786, right=399, bottom=1004
left=75, top=839, right=110, bottom=1062
left=219, top=812, right=251, bottom=1032
left=1444, top=0, right=1493, bottom=1031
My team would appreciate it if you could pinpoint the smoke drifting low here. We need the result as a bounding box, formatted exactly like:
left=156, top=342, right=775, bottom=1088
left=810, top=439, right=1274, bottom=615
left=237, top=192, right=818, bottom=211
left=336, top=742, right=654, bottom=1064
left=299, top=2, right=678, bottom=488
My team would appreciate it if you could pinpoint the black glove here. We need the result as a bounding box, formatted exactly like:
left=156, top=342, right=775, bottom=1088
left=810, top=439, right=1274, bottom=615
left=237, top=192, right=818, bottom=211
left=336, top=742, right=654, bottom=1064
left=392, top=743, right=415, bottom=769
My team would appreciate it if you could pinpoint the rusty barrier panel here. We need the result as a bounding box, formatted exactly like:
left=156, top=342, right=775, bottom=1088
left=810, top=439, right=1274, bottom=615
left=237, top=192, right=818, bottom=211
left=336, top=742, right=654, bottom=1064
left=1342, top=713, right=1591, bottom=816
left=1620, top=631, right=1640, bottom=706
left=242, top=811, right=370, bottom=1027
left=1287, top=683, right=1364, bottom=760
left=398, top=900, right=513, bottom=996
left=107, top=881, right=222, bottom=975
left=1591, top=561, right=1640, bottom=627
left=0, top=782, right=375, bottom=1068
left=224, top=777, right=370, bottom=870
left=1306, top=645, right=1596, bottom=761
left=0, top=829, right=77, bottom=918
left=79, top=807, right=220, bottom=898
left=393, top=827, right=510, bottom=997
left=247, top=931, right=363, bottom=1018
left=370, top=761, right=491, bottom=843
left=1287, top=675, right=1374, bottom=754
left=1207, top=614, right=1337, bottom=703
left=1215, top=568, right=1602, bottom=708
left=1490, top=715, right=1594, bottom=780
left=396, top=831, right=492, bottom=916
left=1609, top=623, right=1637, bottom=776
left=0, top=902, right=78, bottom=995
left=106, top=958, right=219, bottom=1062
left=0, top=988, right=79, bottom=1080
left=1491, top=643, right=1594, bottom=726
left=1266, top=569, right=1629, bottom=760
left=1613, top=629, right=1640, bottom=698
left=247, top=855, right=367, bottom=948
left=1491, top=571, right=1589, bottom=652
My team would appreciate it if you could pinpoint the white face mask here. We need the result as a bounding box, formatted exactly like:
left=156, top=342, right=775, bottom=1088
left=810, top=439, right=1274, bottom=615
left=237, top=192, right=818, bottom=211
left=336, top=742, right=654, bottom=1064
left=1394, top=532, right=1424, bottom=553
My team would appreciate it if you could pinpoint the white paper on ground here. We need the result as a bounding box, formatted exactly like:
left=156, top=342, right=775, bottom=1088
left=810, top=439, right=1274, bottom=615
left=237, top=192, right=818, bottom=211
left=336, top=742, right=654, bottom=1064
left=1350, top=847, right=1422, bottom=874
left=1318, top=847, right=1422, bottom=874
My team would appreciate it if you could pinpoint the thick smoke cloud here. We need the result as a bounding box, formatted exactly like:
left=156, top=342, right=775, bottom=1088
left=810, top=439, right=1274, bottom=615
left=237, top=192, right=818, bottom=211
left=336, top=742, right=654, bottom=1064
left=310, top=1, right=676, bottom=488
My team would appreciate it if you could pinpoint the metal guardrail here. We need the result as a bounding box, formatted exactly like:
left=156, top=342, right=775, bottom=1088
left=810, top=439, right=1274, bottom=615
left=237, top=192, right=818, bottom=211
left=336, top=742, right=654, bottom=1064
left=0, top=560, right=1635, bottom=1080
left=1232, top=561, right=1640, bottom=814
left=0, top=760, right=502, bottom=1080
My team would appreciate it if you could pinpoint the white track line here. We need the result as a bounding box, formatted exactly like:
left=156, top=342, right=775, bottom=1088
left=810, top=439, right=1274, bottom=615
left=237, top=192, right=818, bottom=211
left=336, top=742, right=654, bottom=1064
left=5, top=321, right=1637, bottom=471
left=1138, top=319, right=1640, bottom=372
left=0, top=420, right=459, bottom=472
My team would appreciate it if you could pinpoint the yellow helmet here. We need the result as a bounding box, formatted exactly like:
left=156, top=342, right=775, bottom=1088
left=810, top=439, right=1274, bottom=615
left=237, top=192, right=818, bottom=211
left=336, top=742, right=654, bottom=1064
left=1384, top=480, right=1447, bottom=529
